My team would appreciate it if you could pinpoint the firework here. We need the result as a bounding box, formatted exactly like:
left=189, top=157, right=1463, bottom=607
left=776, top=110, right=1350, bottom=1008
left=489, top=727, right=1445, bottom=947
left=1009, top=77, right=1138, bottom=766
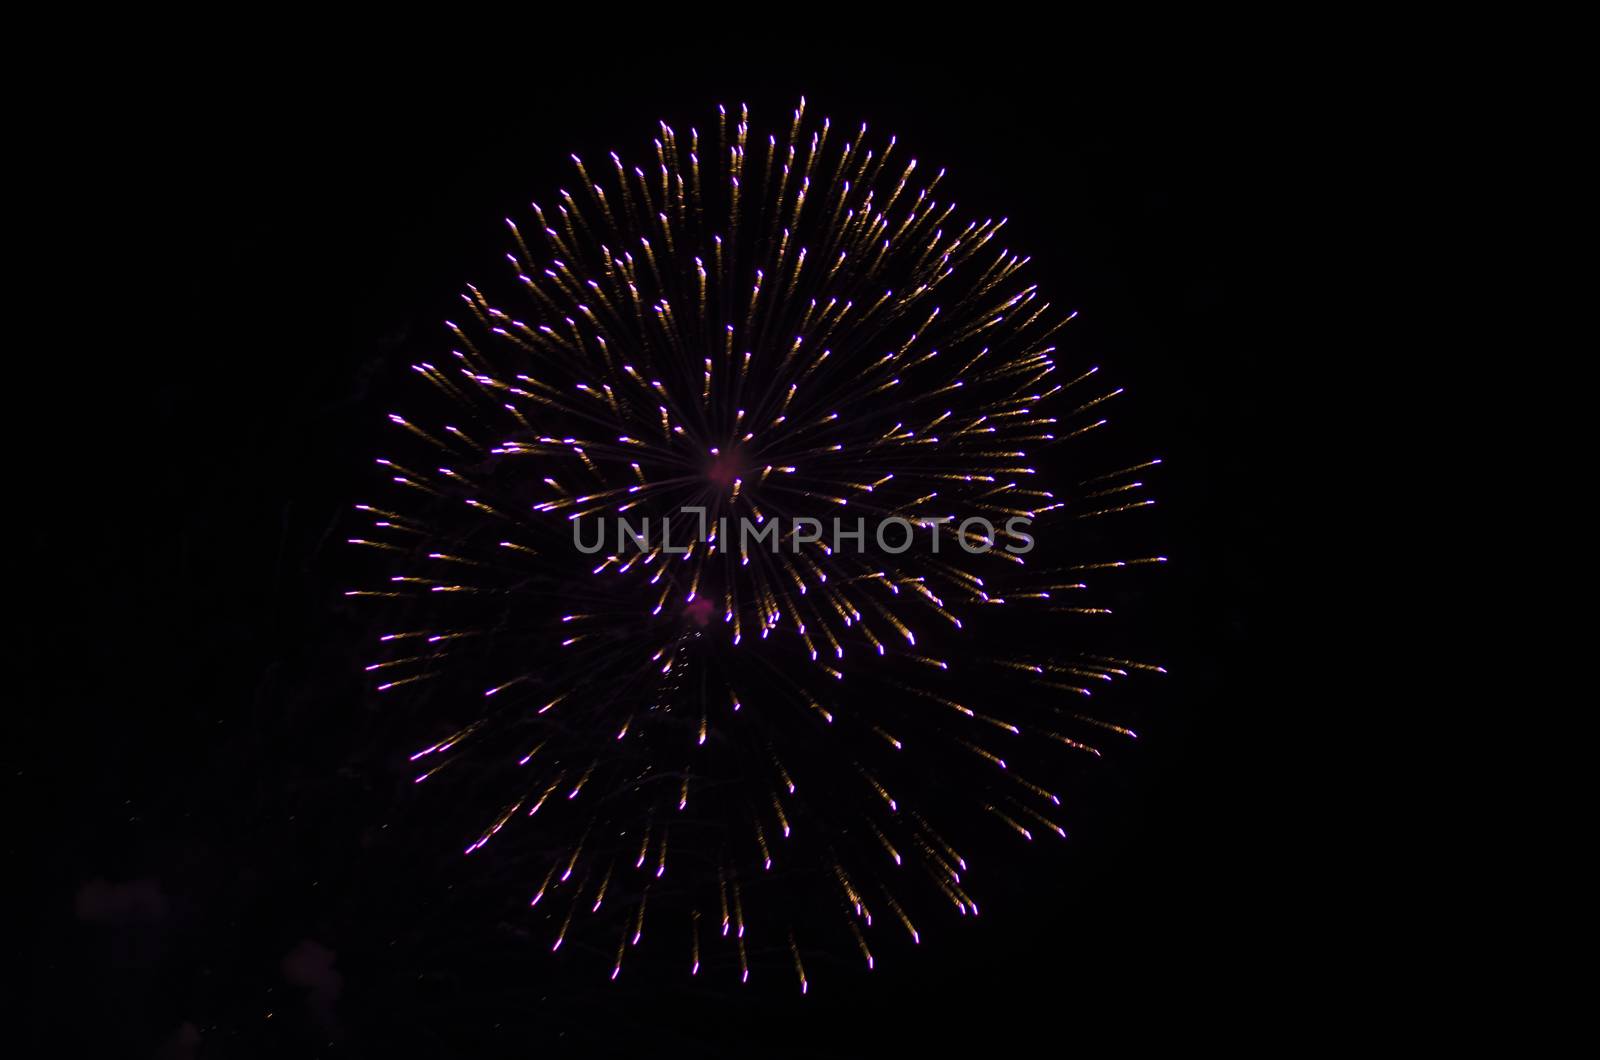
left=348, top=99, right=1164, bottom=987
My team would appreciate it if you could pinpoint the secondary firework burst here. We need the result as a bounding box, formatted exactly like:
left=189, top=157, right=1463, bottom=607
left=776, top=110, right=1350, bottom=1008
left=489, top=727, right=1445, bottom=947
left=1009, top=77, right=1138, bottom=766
left=347, top=98, right=1165, bottom=988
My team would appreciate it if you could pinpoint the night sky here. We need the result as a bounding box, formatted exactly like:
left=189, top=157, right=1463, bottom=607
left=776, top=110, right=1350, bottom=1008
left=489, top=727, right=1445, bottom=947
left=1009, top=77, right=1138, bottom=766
left=22, top=37, right=1297, bottom=1057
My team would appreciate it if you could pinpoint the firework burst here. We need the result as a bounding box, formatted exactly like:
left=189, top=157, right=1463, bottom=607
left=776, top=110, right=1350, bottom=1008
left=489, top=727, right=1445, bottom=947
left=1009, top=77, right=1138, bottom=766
left=347, top=98, right=1164, bottom=987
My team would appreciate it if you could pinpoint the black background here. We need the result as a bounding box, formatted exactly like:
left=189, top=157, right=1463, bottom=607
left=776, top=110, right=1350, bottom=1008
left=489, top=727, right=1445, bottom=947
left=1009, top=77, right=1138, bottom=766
left=21, top=36, right=1304, bottom=1057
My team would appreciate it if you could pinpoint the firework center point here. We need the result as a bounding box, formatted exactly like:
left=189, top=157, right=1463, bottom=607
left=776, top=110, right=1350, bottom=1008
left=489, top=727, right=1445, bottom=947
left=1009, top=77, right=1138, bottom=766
left=704, top=447, right=747, bottom=489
